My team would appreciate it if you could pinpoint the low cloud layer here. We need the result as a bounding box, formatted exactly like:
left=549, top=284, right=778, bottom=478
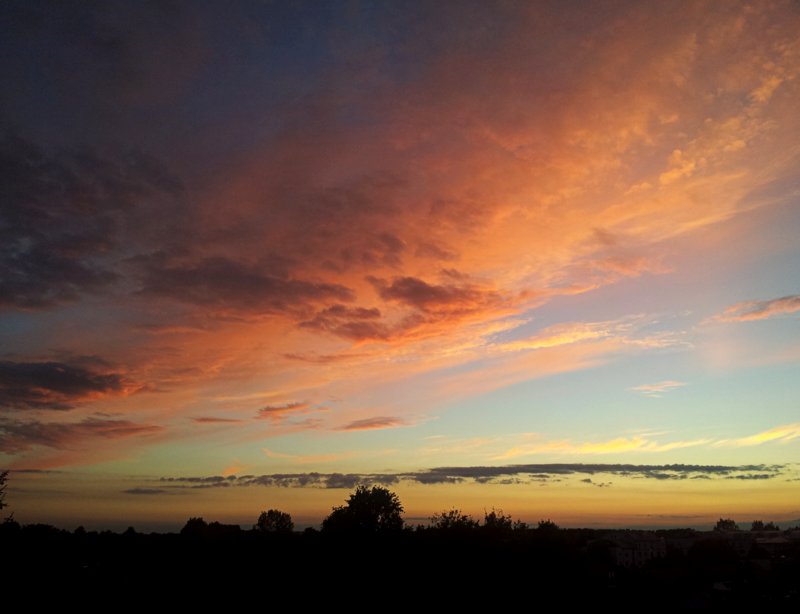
left=144, top=463, right=787, bottom=493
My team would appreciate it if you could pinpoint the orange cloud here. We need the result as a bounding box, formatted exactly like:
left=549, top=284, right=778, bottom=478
left=191, top=416, right=243, bottom=424
left=0, top=417, right=163, bottom=454
left=712, top=295, right=800, bottom=322
left=5, top=1, right=800, bottom=471
left=256, top=401, right=327, bottom=424
left=337, top=416, right=408, bottom=431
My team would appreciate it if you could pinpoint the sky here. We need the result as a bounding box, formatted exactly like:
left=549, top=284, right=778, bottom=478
left=1, top=0, right=799, bottom=532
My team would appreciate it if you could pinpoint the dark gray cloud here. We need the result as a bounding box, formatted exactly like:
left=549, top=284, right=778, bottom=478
left=0, top=360, right=127, bottom=411
left=581, top=477, right=612, bottom=488
left=139, top=255, right=354, bottom=316
left=122, top=488, right=173, bottom=495
left=0, top=417, right=163, bottom=453
left=159, top=475, right=236, bottom=484
left=368, top=275, right=497, bottom=313
left=726, top=473, right=777, bottom=480
left=0, top=133, right=182, bottom=310
left=151, top=463, right=786, bottom=491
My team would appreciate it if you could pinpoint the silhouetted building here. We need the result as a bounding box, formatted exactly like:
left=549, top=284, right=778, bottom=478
left=608, top=531, right=666, bottom=568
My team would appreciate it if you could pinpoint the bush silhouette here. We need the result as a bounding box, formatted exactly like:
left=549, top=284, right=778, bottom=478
left=429, top=508, right=479, bottom=531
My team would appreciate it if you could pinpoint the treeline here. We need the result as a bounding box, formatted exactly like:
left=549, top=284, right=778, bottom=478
left=2, top=484, right=799, bottom=607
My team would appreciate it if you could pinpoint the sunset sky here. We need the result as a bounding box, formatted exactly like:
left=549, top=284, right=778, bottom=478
left=2, top=0, right=799, bottom=531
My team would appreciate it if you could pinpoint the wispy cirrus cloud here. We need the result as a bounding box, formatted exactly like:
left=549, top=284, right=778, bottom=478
left=495, top=422, right=800, bottom=459
left=629, top=380, right=687, bottom=397
left=714, top=423, right=800, bottom=448
left=500, top=316, right=688, bottom=354
left=256, top=402, right=319, bottom=423
left=494, top=434, right=712, bottom=460
left=337, top=416, right=408, bottom=431
left=711, top=295, right=800, bottom=323
left=502, top=321, right=613, bottom=351
left=190, top=416, right=243, bottom=424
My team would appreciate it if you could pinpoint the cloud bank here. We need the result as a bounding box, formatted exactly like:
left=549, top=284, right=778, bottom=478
left=145, top=463, right=787, bottom=492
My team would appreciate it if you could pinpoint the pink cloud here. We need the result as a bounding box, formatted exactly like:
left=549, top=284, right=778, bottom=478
left=713, top=295, right=800, bottom=323
left=337, top=416, right=407, bottom=431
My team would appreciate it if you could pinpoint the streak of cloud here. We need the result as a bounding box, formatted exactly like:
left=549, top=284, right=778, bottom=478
left=0, top=417, right=163, bottom=453
left=712, top=295, right=800, bottom=323
left=713, top=423, right=800, bottom=447
left=337, top=416, right=408, bottom=431
left=629, top=380, right=687, bottom=397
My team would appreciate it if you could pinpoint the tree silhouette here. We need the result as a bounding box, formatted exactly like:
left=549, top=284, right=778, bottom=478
left=537, top=519, right=559, bottom=532
left=0, top=470, right=7, bottom=511
left=180, top=517, right=208, bottom=536
left=256, top=509, right=294, bottom=533
left=0, top=470, right=10, bottom=521
left=429, top=508, right=479, bottom=531
left=321, top=485, right=403, bottom=533
left=750, top=520, right=779, bottom=531
left=482, top=508, right=513, bottom=532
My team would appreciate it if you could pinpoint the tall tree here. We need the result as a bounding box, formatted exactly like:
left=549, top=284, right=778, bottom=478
left=322, top=485, right=403, bottom=533
left=256, top=509, right=294, bottom=533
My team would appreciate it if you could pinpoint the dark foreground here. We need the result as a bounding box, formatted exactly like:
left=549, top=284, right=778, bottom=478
left=3, top=522, right=799, bottom=609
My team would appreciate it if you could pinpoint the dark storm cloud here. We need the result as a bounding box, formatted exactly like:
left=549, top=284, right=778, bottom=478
left=151, top=463, right=786, bottom=491
left=0, top=360, right=127, bottom=411
left=0, top=134, right=183, bottom=310
left=0, top=417, right=163, bottom=453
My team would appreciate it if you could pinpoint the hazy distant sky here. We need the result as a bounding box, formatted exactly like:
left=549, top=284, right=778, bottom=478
left=2, top=0, right=799, bottom=530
